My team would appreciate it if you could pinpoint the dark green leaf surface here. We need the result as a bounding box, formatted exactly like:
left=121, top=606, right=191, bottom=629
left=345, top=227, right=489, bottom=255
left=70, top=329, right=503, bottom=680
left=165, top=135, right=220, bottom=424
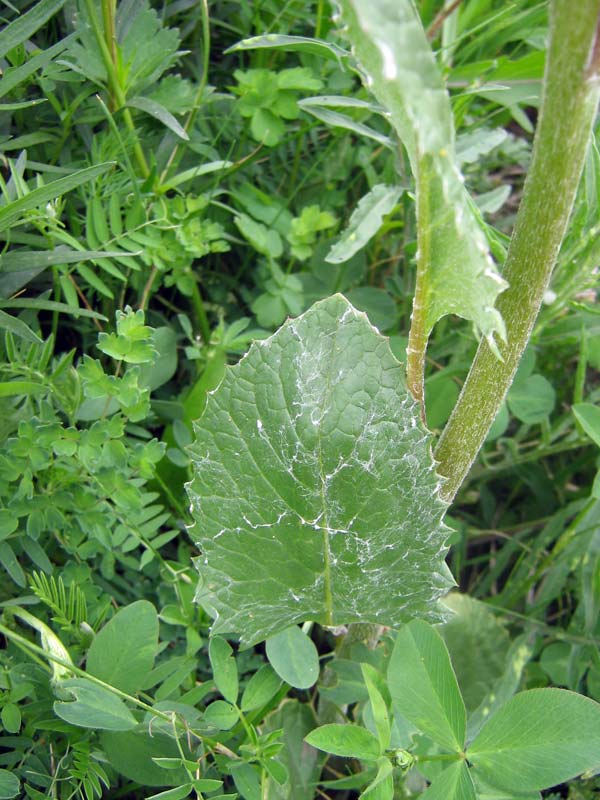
left=187, top=295, right=451, bottom=645
left=468, top=688, right=600, bottom=792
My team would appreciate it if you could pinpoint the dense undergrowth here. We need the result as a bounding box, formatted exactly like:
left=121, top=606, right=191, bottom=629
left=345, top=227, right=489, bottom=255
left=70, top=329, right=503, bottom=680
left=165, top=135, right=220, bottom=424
left=1, top=1, right=600, bottom=798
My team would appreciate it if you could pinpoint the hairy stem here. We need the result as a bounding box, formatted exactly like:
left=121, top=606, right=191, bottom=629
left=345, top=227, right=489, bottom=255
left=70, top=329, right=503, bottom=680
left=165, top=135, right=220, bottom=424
left=406, top=158, right=432, bottom=412
left=435, top=0, right=600, bottom=503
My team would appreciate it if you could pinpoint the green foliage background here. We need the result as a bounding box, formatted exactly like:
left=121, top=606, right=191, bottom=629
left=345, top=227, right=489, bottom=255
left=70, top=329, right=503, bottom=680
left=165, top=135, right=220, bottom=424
left=0, top=0, right=599, bottom=798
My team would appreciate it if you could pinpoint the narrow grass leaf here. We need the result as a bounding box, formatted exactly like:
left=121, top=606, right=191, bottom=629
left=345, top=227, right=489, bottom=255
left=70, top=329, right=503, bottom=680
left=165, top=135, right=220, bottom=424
left=225, top=34, right=349, bottom=62
left=0, top=0, right=66, bottom=59
left=326, top=184, right=403, bottom=263
left=128, top=96, right=189, bottom=140
left=0, top=309, right=41, bottom=343
left=0, top=163, right=114, bottom=231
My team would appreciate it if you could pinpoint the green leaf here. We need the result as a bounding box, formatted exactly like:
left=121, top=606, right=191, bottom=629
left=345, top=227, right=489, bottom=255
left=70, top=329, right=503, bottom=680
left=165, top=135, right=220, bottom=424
left=387, top=620, right=466, bottom=752
left=305, top=723, right=381, bottom=761
left=101, top=728, right=190, bottom=787
left=344, top=287, right=398, bottom=332
left=0, top=309, right=41, bottom=344
left=266, top=625, right=320, bottom=689
left=208, top=636, right=239, bottom=704
left=507, top=374, right=555, bottom=425
left=336, top=0, right=506, bottom=347
left=327, top=184, right=403, bottom=264
left=441, top=594, right=511, bottom=712
left=0, top=768, right=20, bottom=800
left=225, top=34, right=350, bottom=62
left=361, top=757, right=394, bottom=799
left=298, top=101, right=394, bottom=148
left=203, top=700, right=238, bottom=730
left=361, top=663, right=391, bottom=752
left=146, top=785, right=192, bottom=800
left=86, top=600, right=159, bottom=694
left=235, top=213, right=283, bottom=258
left=53, top=678, right=137, bottom=731
left=0, top=163, right=115, bottom=231
left=0, top=0, right=66, bottom=59
left=128, top=96, right=189, bottom=140
left=573, top=402, right=600, bottom=447
left=468, top=689, right=600, bottom=792
left=187, top=295, right=451, bottom=646
left=241, top=664, right=282, bottom=712
left=420, top=761, right=476, bottom=800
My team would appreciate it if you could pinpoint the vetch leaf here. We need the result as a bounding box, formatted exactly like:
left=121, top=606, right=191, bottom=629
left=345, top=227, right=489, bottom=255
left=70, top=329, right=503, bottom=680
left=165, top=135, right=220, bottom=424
left=86, top=600, right=159, bottom=693
left=420, top=761, right=476, bottom=800
left=299, top=102, right=394, bottom=149
left=361, top=663, right=391, bottom=752
left=336, top=0, right=506, bottom=348
left=53, top=678, right=137, bottom=731
left=266, top=625, right=320, bottom=689
left=326, top=184, right=403, bottom=264
left=305, top=723, right=381, bottom=761
left=387, top=620, right=466, bottom=752
left=0, top=768, right=19, bottom=800
left=468, top=688, right=600, bottom=792
left=241, top=664, right=282, bottom=712
left=187, top=295, right=452, bottom=645
left=208, top=636, right=239, bottom=704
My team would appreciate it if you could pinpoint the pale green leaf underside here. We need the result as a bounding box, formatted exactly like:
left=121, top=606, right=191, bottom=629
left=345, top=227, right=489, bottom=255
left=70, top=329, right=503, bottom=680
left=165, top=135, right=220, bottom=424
left=468, top=688, right=600, bottom=792
left=420, top=761, right=475, bottom=800
left=388, top=620, right=466, bottom=753
left=187, top=295, right=452, bottom=645
left=336, top=0, right=506, bottom=342
left=326, top=184, right=404, bottom=264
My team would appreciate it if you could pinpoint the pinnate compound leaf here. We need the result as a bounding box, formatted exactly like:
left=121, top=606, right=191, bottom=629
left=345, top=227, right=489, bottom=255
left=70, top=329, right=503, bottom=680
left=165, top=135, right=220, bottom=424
left=305, top=723, right=381, bottom=761
left=326, top=184, right=403, bottom=264
left=336, top=0, right=506, bottom=346
left=420, top=761, right=476, bottom=800
left=387, top=620, right=466, bottom=752
left=187, top=295, right=452, bottom=646
left=468, top=688, right=600, bottom=792
left=86, top=600, right=159, bottom=694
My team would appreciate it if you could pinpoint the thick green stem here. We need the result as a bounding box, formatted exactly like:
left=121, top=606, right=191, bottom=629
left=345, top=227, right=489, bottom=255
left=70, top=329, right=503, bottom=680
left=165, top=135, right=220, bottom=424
left=435, top=0, right=600, bottom=503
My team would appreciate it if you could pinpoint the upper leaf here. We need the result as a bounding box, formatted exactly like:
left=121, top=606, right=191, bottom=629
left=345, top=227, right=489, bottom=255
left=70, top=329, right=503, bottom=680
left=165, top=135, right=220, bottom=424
left=468, top=688, right=600, bottom=792
left=335, top=0, right=506, bottom=345
left=187, top=295, right=452, bottom=645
